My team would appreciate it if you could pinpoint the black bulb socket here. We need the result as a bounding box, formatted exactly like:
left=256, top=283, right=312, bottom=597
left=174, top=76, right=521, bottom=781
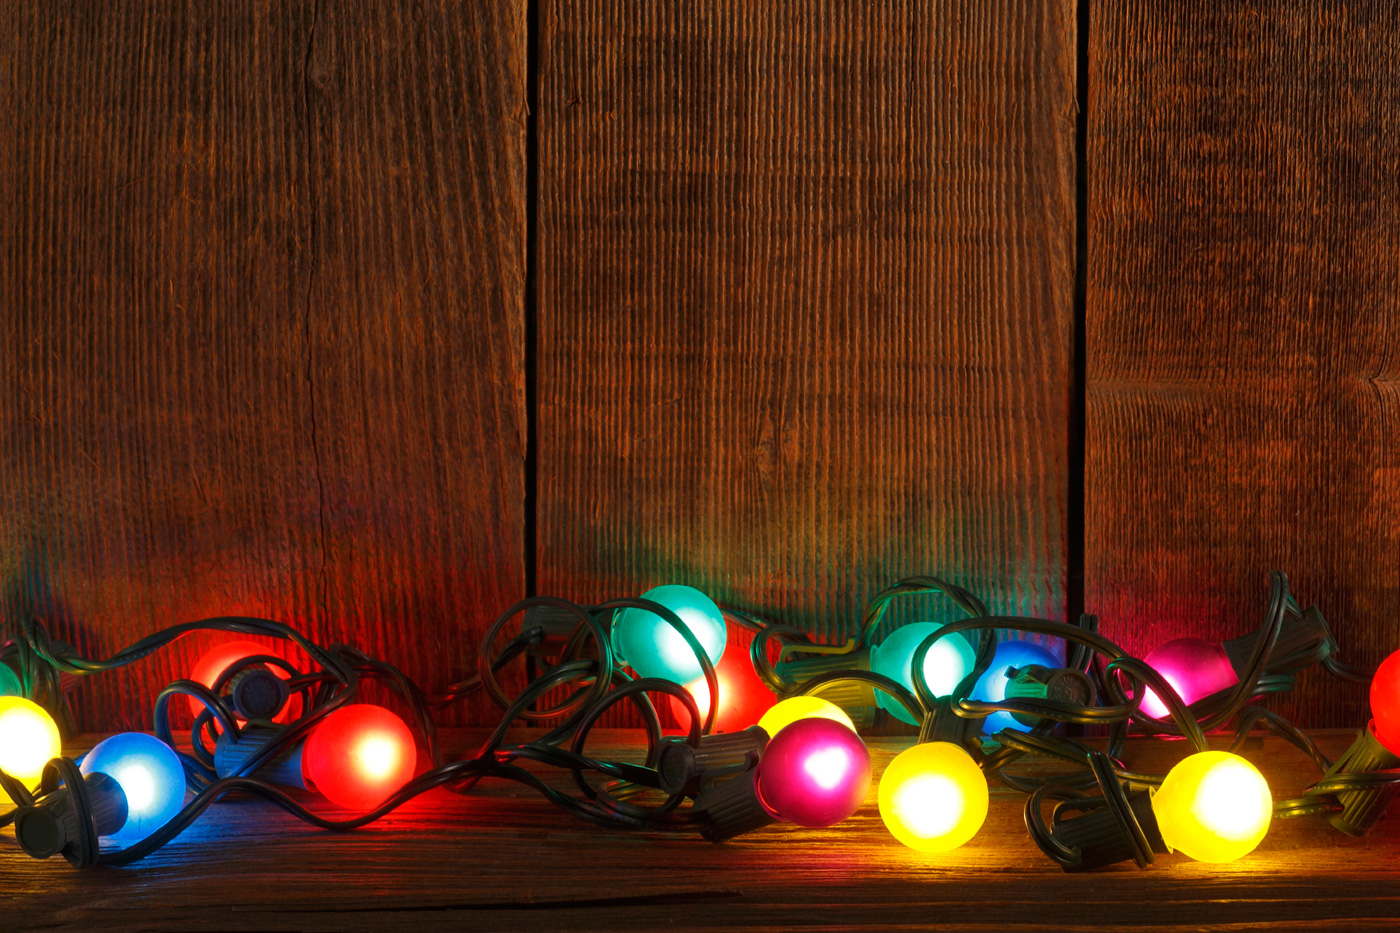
left=214, top=725, right=307, bottom=788
left=775, top=650, right=878, bottom=729
left=694, top=770, right=775, bottom=842
left=1320, top=722, right=1400, bottom=837
left=1223, top=608, right=1333, bottom=678
left=1051, top=789, right=1168, bottom=872
left=1004, top=665, right=1096, bottom=726
left=658, top=726, right=767, bottom=797
left=14, top=772, right=128, bottom=864
left=229, top=668, right=290, bottom=722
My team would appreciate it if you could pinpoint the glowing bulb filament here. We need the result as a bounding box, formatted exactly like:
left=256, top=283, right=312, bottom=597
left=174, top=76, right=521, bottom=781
left=5, top=718, right=55, bottom=774
left=1192, top=760, right=1272, bottom=841
left=112, top=764, right=157, bottom=811
left=356, top=736, right=401, bottom=781
left=803, top=746, right=852, bottom=791
left=892, top=774, right=963, bottom=841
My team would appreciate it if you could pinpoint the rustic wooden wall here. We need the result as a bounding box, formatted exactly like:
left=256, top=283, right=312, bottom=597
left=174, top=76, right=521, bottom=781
left=536, top=0, right=1078, bottom=641
left=0, top=1, right=528, bottom=728
left=3, top=1, right=1396, bottom=732
left=1087, top=1, right=1400, bottom=726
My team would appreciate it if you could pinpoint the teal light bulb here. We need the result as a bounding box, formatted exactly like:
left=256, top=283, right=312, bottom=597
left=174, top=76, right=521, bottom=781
left=611, top=584, right=726, bottom=683
left=870, top=621, right=976, bottom=725
left=0, top=662, right=21, bottom=697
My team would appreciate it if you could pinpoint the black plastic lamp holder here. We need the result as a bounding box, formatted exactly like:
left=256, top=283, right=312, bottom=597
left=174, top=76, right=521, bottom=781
left=1049, top=789, right=1167, bottom=872
left=1223, top=605, right=1333, bottom=678
left=775, top=649, right=878, bottom=728
left=657, top=726, right=767, bottom=797
left=518, top=603, right=591, bottom=656
left=694, top=770, right=775, bottom=842
left=213, top=725, right=307, bottom=788
left=1318, top=723, right=1400, bottom=837
left=1004, top=665, right=1096, bottom=727
left=14, top=771, right=127, bottom=866
left=919, top=701, right=982, bottom=747
left=1030, top=750, right=1168, bottom=872
left=228, top=668, right=290, bottom=722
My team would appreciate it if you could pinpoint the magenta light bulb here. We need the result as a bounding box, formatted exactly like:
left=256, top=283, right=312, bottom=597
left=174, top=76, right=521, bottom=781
left=754, top=717, right=871, bottom=828
left=1139, top=637, right=1239, bottom=719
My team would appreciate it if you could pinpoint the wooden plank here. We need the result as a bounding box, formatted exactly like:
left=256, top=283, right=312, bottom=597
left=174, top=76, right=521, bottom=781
left=1087, top=3, right=1400, bottom=727
left=4, top=730, right=1399, bottom=932
left=537, top=2, right=1078, bottom=644
left=0, top=1, right=527, bottom=728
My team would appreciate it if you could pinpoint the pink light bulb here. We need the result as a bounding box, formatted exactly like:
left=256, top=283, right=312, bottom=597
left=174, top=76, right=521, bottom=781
left=754, top=717, right=871, bottom=828
left=1139, top=637, right=1239, bottom=719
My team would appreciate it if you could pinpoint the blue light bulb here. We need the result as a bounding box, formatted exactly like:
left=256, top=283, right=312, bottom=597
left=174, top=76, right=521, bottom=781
left=611, top=584, right=726, bottom=683
left=80, top=733, right=187, bottom=846
left=870, top=621, right=977, bottom=725
left=970, top=639, right=1061, bottom=734
left=0, top=662, right=21, bottom=697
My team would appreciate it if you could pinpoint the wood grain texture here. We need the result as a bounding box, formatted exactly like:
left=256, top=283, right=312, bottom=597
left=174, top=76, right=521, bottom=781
left=1087, top=2, right=1400, bottom=728
left=0, top=1, right=527, bottom=729
left=537, top=2, right=1078, bottom=643
left=5, top=730, right=1399, bottom=932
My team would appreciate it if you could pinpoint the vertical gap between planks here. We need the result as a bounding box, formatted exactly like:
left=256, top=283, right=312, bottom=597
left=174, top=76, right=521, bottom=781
left=523, top=0, right=541, bottom=597
left=1067, top=0, right=1090, bottom=627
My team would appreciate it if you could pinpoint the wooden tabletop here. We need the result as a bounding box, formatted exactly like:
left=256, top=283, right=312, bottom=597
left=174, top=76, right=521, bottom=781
left=5, top=729, right=1398, bottom=932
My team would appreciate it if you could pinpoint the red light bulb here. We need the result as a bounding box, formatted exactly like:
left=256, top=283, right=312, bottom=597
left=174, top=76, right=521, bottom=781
left=188, top=640, right=296, bottom=725
left=754, top=717, right=871, bottom=827
left=1369, top=649, right=1400, bottom=752
left=666, top=623, right=776, bottom=732
left=302, top=704, right=417, bottom=811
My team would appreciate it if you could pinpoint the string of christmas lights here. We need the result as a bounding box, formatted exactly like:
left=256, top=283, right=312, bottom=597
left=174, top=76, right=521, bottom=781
left=2, top=570, right=1398, bottom=871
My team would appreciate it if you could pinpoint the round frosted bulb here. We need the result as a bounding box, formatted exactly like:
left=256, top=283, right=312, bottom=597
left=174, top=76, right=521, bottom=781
left=80, top=733, right=187, bottom=845
left=0, top=662, right=22, bottom=697
left=0, top=697, right=62, bottom=802
left=1368, top=647, right=1400, bottom=752
left=1139, top=637, right=1239, bottom=719
left=755, top=717, right=872, bottom=827
left=611, top=585, right=726, bottom=684
left=1151, top=751, right=1272, bottom=862
left=188, top=639, right=297, bottom=725
left=878, top=741, right=989, bottom=852
left=302, top=704, right=417, bottom=811
left=757, top=695, right=855, bottom=738
left=970, top=640, right=1060, bottom=734
left=870, top=622, right=976, bottom=725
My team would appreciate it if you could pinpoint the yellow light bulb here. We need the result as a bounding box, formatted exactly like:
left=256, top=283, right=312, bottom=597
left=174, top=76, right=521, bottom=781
left=0, top=697, right=62, bottom=802
left=878, top=741, right=988, bottom=852
left=1151, top=751, right=1272, bottom=863
left=757, top=696, right=855, bottom=738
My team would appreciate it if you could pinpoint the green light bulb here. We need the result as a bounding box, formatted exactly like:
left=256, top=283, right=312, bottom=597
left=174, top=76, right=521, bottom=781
left=611, top=584, right=726, bottom=683
left=870, top=621, right=976, bottom=725
left=0, top=662, right=21, bottom=697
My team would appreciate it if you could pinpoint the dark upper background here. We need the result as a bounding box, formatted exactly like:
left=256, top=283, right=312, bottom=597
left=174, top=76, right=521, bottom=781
left=0, top=1, right=1393, bottom=731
